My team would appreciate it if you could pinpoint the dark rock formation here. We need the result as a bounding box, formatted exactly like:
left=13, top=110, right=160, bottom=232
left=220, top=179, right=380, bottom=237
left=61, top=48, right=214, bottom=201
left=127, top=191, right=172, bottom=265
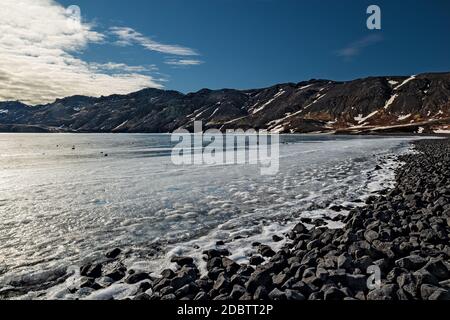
left=0, top=73, right=449, bottom=134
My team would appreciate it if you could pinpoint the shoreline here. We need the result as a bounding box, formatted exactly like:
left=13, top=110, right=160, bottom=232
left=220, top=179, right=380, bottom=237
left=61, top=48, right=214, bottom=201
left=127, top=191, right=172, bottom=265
left=0, top=129, right=449, bottom=137
left=147, top=139, right=450, bottom=300
left=84, top=138, right=450, bottom=301
left=1, top=138, right=449, bottom=300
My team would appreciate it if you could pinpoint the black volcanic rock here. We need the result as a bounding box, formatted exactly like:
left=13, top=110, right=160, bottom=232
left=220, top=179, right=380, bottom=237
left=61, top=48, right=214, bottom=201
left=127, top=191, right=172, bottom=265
left=1, top=72, right=449, bottom=133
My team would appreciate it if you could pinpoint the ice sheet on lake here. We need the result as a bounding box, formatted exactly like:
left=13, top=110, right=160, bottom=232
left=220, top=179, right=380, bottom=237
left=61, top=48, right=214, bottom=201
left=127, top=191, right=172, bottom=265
left=0, top=133, right=421, bottom=298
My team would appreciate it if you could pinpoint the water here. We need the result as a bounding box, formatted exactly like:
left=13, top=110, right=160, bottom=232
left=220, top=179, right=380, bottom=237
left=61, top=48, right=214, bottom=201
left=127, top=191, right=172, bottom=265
left=0, top=133, right=417, bottom=298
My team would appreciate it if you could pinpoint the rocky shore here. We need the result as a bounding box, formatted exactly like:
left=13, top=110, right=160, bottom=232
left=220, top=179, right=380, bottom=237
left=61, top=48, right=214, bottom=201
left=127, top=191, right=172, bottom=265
left=3, top=139, right=449, bottom=300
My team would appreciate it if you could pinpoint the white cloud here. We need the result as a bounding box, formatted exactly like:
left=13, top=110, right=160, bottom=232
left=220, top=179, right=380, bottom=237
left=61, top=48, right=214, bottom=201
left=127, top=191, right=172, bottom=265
left=89, top=62, right=158, bottom=73
left=0, top=0, right=163, bottom=105
left=165, top=59, right=204, bottom=67
left=337, top=34, right=383, bottom=58
left=110, top=27, right=199, bottom=56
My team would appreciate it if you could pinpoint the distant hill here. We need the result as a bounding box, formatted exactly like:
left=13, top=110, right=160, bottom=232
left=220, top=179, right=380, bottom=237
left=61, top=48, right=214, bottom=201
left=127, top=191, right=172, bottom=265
left=1, top=72, right=449, bottom=134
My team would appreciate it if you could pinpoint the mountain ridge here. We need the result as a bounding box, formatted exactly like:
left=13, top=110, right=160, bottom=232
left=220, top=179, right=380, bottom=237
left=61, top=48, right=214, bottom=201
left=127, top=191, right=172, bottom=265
left=1, top=72, right=449, bottom=134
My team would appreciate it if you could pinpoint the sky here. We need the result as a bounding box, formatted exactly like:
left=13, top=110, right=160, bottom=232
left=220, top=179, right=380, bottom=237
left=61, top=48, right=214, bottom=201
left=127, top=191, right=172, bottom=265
left=1, top=0, right=450, bottom=105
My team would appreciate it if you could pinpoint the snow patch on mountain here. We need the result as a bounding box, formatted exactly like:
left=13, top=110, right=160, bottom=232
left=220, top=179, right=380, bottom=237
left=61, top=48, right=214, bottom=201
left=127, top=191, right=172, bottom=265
left=384, top=94, right=399, bottom=110
left=394, top=75, right=416, bottom=90
left=252, top=89, right=286, bottom=114
left=303, top=92, right=327, bottom=110
left=434, top=129, right=450, bottom=134
left=355, top=111, right=379, bottom=124
left=298, top=84, right=313, bottom=91
left=210, top=107, right=220, bottom=118
left=114, top=120, right=129, bottom=130
left=388, top=80, right=399, bottom=86
left=398, top=114, right=412, bottom=121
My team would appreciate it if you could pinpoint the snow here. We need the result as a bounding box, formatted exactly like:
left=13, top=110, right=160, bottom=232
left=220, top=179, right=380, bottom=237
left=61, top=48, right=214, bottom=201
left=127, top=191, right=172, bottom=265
left=259, top=89, right=328, bottom=129
left=223, top=116, right=247, bottom=125
left=192, top=107, right=209, bottom=120
left=325, top=120, right=337, bottom=129
left=252, top=89, right=286, bottom=114
left=267, top=112, right=300, bottom=131
left=384, top=94, right=399, bottom=109
left=355, top=111, right=379, bottom=124
left=84, top=284, right=138, bottom=300
left=210, top=107, right=220, bottom=118
left=113, top=120, right=128, bottom=130
left=434, top=129, right=450, bottom=134
left=388, top=80, right=399, bottom=86
left=298, top=84, right=313, bottom=91
left=284, top=109, right=303, bottom=120
left=270, top=125, right=285, bottom=133
left=269, top=96, right=325, bottom=128
left=267, top=113, right=291, bottom=127
left=394, top=75, right=416, bottom=90
left=303, top=93, right=326, bottom=110
left=398, top=114, right=412, bottom=121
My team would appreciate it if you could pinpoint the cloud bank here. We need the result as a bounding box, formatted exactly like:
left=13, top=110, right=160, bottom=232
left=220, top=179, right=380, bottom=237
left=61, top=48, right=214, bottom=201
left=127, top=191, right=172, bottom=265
left=0, top=0, right=175, bottom=105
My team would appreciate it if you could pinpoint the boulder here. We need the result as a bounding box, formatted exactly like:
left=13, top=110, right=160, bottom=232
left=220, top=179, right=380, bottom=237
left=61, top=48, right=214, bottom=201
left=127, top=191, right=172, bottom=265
left=395, top=255, right=428, bottom=270
left=285, top=289, right=305, bottom=301
left=230, top=285, right=246, bottom=300
left=293, top=223, right=307, bottom=234
left=170, top=256, right=194, bottom=267
left=268, top=288, right=286, bottom=300
left=249, top=255, right=265, bottom=266
left=367, top=284, right=397, bottom=300
left=324, top=287, right=347, bottom=300
left=254, top=286, right=268, bottom=300
left=105, top=248, right=122, bottom=259
left=125, top=272, right=151, bottom=284
left=423, top=258, right=450, bottom=280
left=80, top=263, right=102, bottom=278
left=337, top=254, right=352, bottom=269
left=364, top=230, right=379, bottom=243
left=259, top=245, right=276, bottom=258
left=346, top=274, right=368, bottom=291
left=213, top=273, right=230, bottom=292
left=246, top=267, right=272, bottom=293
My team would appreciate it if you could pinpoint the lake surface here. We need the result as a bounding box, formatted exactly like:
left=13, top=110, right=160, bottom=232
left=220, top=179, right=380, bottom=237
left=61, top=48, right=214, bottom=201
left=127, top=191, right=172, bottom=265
left=0, top=133, right=418, bottom=298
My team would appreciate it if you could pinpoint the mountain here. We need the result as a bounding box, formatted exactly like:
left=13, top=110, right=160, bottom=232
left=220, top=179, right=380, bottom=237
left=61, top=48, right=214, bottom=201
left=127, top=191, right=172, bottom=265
left=1, top=72, right=449, bottom=134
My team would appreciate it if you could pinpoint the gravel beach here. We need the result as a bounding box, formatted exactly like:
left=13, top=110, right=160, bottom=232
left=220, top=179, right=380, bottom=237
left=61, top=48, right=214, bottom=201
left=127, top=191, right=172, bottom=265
left=139, top=138, right=450, bottom=301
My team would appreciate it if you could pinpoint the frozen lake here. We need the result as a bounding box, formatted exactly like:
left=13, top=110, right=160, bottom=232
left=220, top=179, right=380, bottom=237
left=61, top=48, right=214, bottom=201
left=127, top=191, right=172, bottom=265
left=0, top=133, right=417, bottom=297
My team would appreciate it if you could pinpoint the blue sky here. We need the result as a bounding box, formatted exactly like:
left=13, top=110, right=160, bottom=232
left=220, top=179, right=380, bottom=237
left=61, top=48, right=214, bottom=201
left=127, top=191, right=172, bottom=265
left=1, top=0, right=450, bottom=104
left=59, top=0, right=450, bottom=92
